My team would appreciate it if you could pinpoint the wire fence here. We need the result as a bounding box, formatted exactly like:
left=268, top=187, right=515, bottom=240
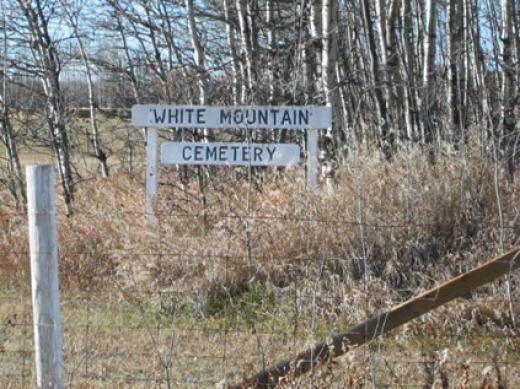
left=1, top=201, right=520, bottom=388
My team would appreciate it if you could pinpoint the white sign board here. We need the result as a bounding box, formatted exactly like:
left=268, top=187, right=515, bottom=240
left=135, top=104, right=331, bottom=225
left=162, top=142, right=300, bottom=166
left=132, top=105, right=331, bottom=129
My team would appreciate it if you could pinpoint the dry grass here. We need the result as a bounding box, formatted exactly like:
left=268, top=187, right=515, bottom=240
left=1, top=145, right=520, bottom=386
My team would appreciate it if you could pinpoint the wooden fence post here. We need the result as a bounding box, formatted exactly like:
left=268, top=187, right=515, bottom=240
left=231, top=246, right=520, bottom=388
left=27, top=165, right=64, bottom=389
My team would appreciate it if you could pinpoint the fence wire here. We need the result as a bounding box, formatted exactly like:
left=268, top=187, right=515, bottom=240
left=1, top=206, right=520, bottom=388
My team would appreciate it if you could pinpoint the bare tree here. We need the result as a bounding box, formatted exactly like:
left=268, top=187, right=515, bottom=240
left=236, top=0, right=255, bottom=103
left=0, top=0, right=515, bottom=190
left=224, top=0, right=240, bottom=105
left=0, top=2, right=25, bottom=206
left=500, top=0, right=516, bottom=180
left=60, top=0, right=109, bottom=178
left=421, top=0, right=438, bottom=146
left=361, top=0, right=391, bottom=155
left=321, top=0, right=340, bottom=146
left=17, top=0, right=73, bottom=214
left=185, top=0, right=207, bottom=107
left=446, top=0, right=463, bottom=146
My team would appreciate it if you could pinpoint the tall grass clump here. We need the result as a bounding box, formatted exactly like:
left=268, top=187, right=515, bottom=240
left=1, top=146, right=519, bottom=325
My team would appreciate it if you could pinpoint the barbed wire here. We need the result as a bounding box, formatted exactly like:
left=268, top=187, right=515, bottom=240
left=3, top=345, right=520, bottom=369
left=2, top=209, right=520, bottom=231
left=3, top=315, right=520, bottom=339
left=2, top=203, right=520, bottom=386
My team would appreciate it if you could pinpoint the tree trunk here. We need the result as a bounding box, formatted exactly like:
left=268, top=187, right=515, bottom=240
left=224, top=0, right=240, bottom=105
left=402, top=0, right=419, bottom=141
left=236, top=0, right=254, bottom=103
left=185, top=0, right=207, bottom=106
left=446, top=0, right=463, bottom=146
left=0, top=98, right=25, bottom=207
left=310, top=0, right=322, bottom=99
left=18, top=0, right=73, bottom=214
left=500, top=0, right=516, bottom=180
left=421, top=0, right=438, bottom=146
left=0, top=9, right=25, bottom=207
left=384, top=0, right=401, bottom=144
left=60, top=0, right=109, bottom=178
left=468, top=0, right=490, bottom=144
left=361, top=0, right=391, bottom=156
left=266, top=0, right=276, bottom=105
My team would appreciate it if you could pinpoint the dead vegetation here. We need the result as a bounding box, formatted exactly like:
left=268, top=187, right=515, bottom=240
left=1, top=146, right=520, bottom=386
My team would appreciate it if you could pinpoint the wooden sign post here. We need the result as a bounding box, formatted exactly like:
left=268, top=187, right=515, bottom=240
left=144, top=128, right=158, bottom=226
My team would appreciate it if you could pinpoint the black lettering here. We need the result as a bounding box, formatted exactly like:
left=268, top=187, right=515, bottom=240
left=220, top=109, right=232, bottom=124
left=230, top=146, right=240, bottom=161
left=185, top=108, right=194, bottom=123
left=299, top=110, right=309, bottom=125
left=167, top=109, right=179, bottom=124
left=246, top=109, right=256, bottom=125
left=197, top=109, right=206, bottom=124
left=266, top=146, right=276, bottom=161
left=242, top=146, right=250, bottom=162
left=254, top=147, right=263, bottom=162
left=234, top=110, right=244, bottom=124
left=258, top=109, right=268, bottom=125
left=281, top=110, right=291, bottom=125
left=219, top=145, right=228, bottom=161
left=270, top=109, right=279, bottom=125
left=153, top=109, right=166, bottom=124
left=206, top=146, right=217, bottom=160
left=183, top=146, right=192, bottom=161
left=194, top=145, right=203, bottom=161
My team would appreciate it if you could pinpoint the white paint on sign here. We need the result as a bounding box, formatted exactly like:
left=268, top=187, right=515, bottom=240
left=132, top=105, right=332, bottom=129
left=161, top=142, right=300, bottom=166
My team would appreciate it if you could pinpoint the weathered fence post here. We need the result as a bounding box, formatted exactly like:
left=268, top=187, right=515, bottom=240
left=231, top=246, right=520, bottom=388
left=27, top=165, right=64, bottom=389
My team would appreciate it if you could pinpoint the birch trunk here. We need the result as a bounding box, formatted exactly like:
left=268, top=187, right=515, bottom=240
left=375, top=0, right=390, bottom=117
left=402, top=0, right=419, bottom=141
left=186, top=0, right=209, bottom=144
left=116, top=15, right=140, bottom=176
left=60, top=0, right=109, bottom=178
left=158, top=0, right=189, bottom=82
left=310, top=0, right=322, bottom=98
left=185, top=0, right=206, bottom=106
left=143, top=4, right=171, bottom=102
left=266, top=0, right=276, bottom=104
left=18, top=0, right=73, bottom=214
left=322, top=0, right=338, bottom=109
left=0, top=8, right=25, bottom=207
left=224, top=0, right=240, bottom=105
left=361, top=0, right=391, bottom=156
left=468, top=0, right=490, bottom=142
left=500, top=0, right=516, bottom=180
left=236, top=0, right=254, bottom=102
left=385, top=0, right=402, bottom=142
left=321, top=0, right=339, bottom=184
left=446, top=0, right=463, bottom=145
left=0, top=91, right=25, bottom=206
left=421, top=0, right=438, bottom=145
